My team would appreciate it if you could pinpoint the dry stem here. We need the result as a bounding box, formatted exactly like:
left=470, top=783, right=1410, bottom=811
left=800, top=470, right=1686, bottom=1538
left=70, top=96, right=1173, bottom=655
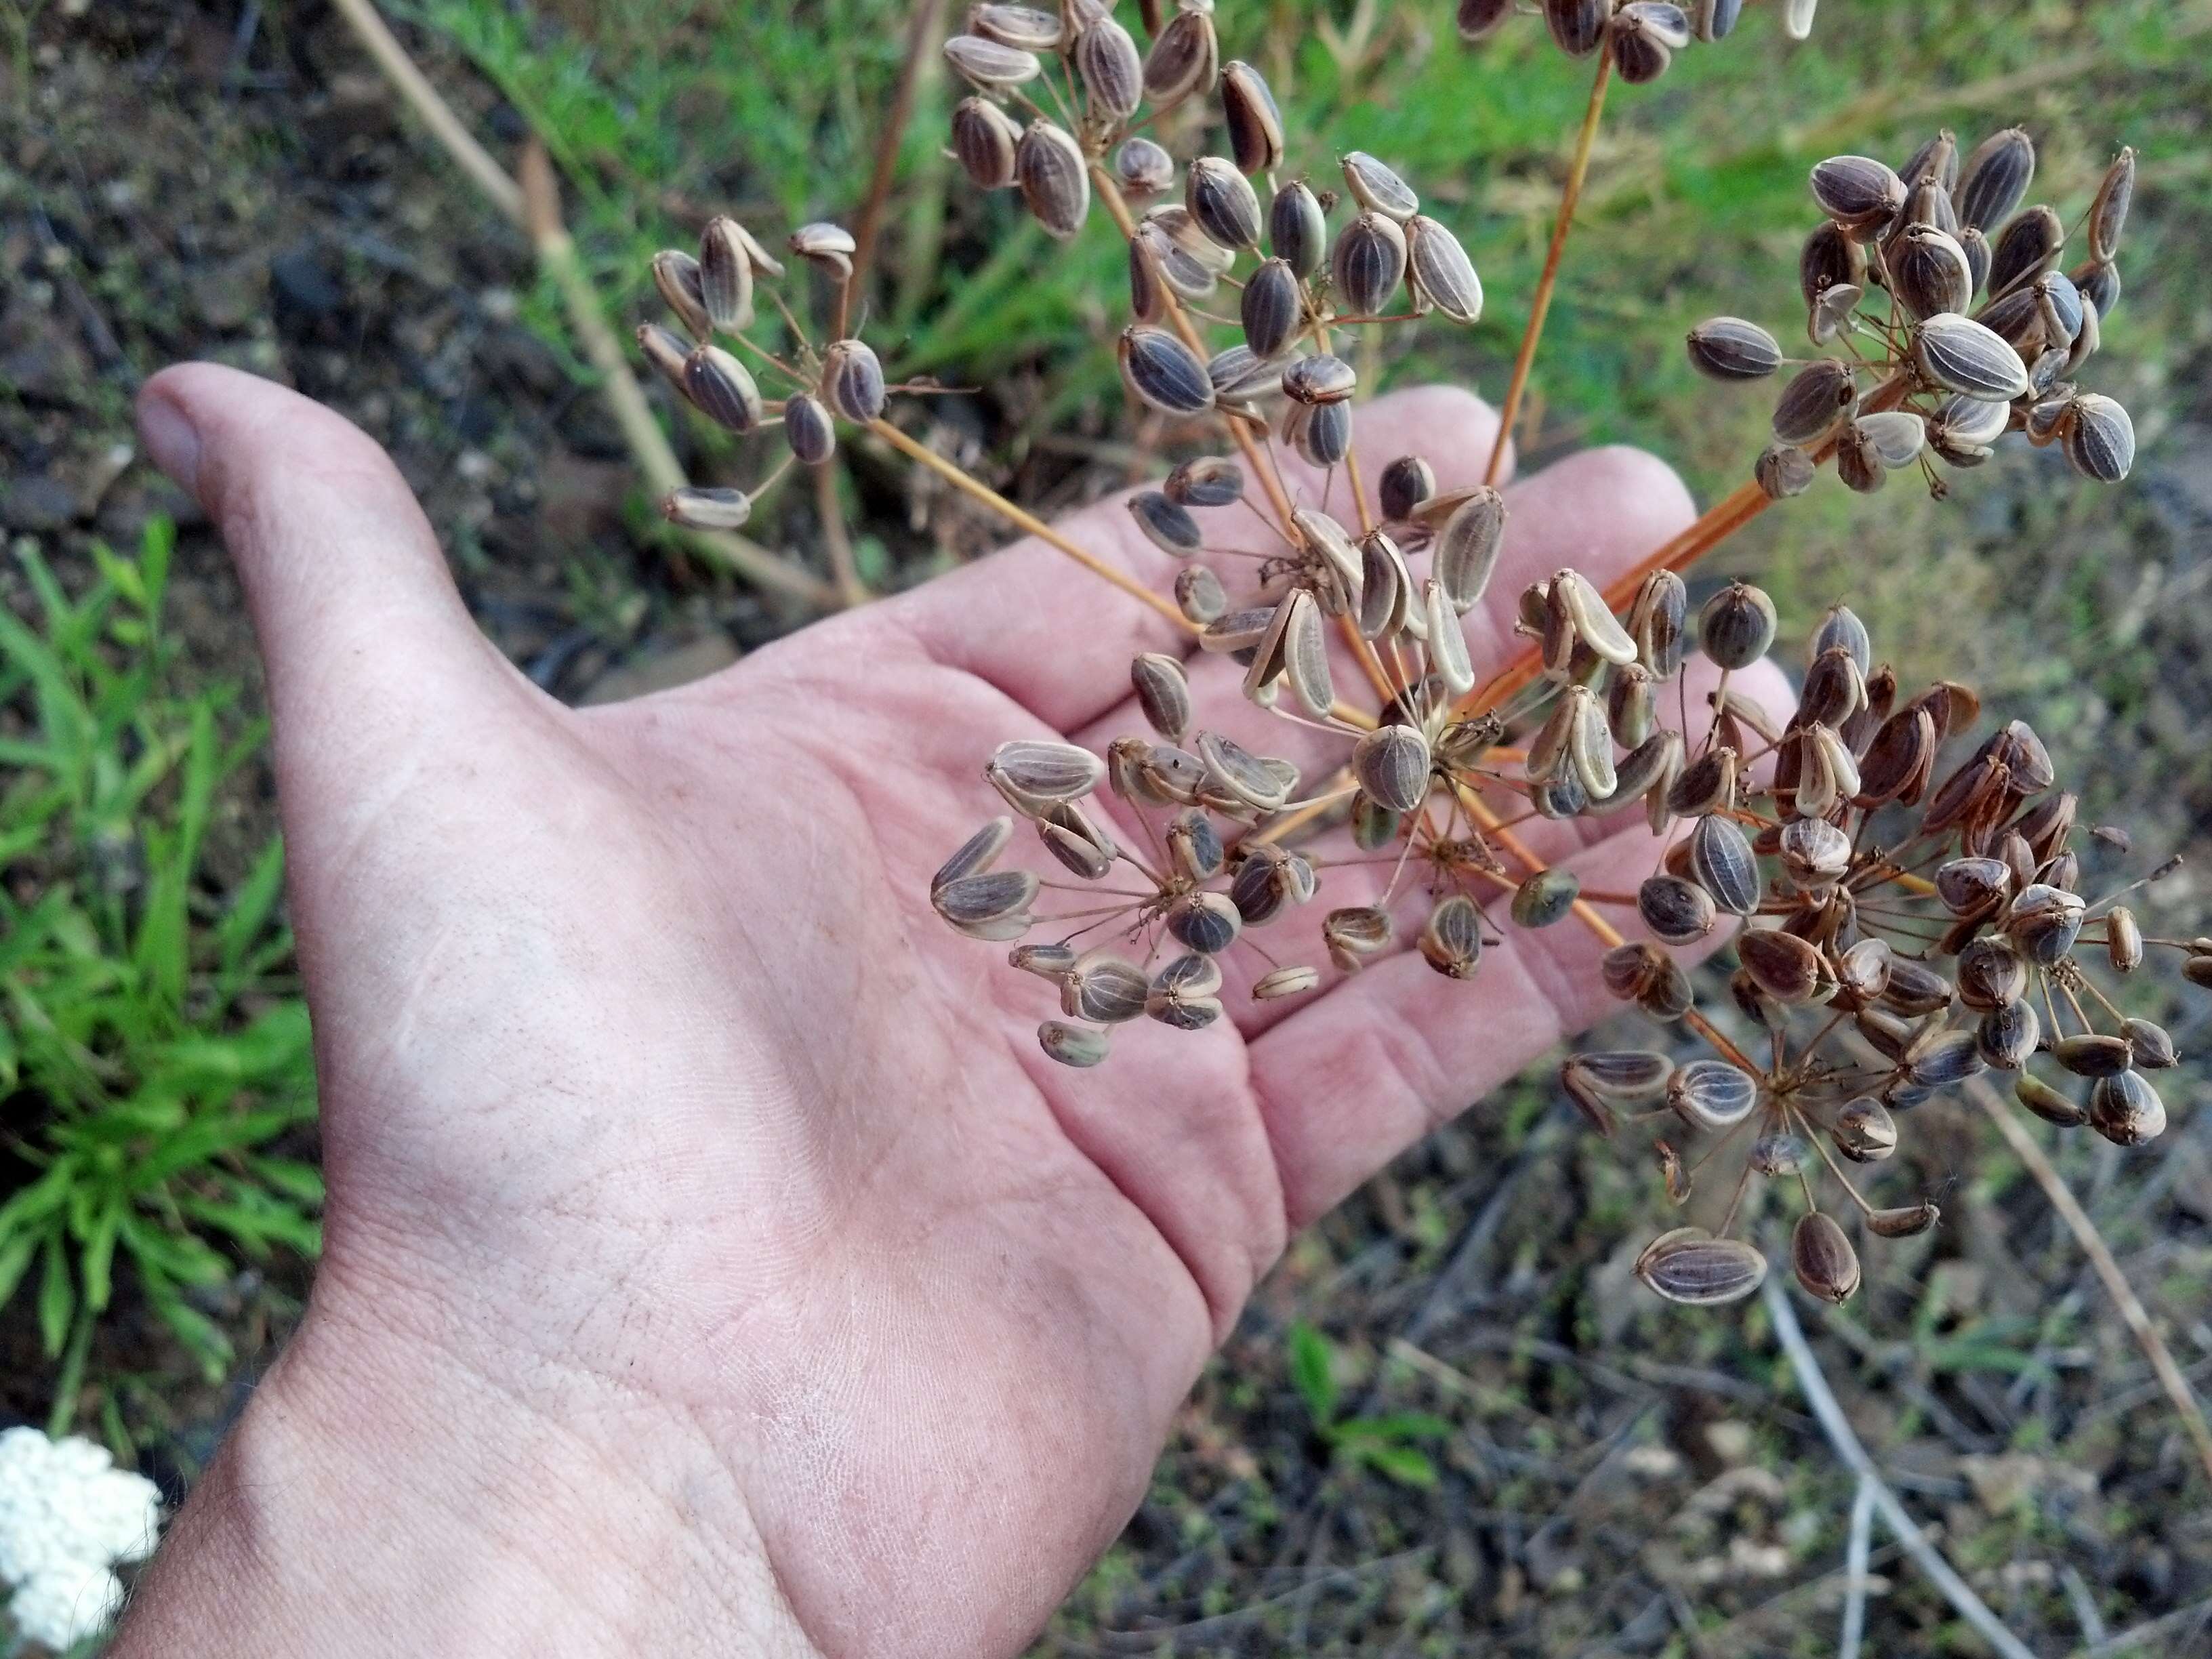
left=1967, top=1076, right=2212, bottom=1490
left=1484, top=52, right=1612, bottom=485
left=849, top=0, right=951, bottom=302
left=813, top=464, right=872, bottom=608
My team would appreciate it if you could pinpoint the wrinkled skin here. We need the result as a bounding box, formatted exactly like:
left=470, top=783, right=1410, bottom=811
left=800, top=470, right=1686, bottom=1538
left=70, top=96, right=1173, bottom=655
left=115, top=365, right=1772, bottom=1658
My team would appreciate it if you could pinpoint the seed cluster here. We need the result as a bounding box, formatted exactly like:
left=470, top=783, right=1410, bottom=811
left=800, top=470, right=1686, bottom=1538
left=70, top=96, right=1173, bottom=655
left=1456, top=0, right=1790, bottom=79
left=1688, top=129, right=2140, bottom=496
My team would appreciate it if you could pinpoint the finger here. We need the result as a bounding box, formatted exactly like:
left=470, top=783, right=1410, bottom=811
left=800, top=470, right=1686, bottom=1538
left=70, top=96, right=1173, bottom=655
left=137, top=364, right=523, bottom=787
left=1073, top=441, right=1696, bottom=785
left=1244, top=822, right=1737, bottom=1228
left=882, top=384, right=1508, bottom=733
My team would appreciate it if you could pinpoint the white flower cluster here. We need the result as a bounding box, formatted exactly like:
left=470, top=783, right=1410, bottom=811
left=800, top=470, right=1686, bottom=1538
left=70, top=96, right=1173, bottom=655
left=0, top=1428, right=162, bottom=1652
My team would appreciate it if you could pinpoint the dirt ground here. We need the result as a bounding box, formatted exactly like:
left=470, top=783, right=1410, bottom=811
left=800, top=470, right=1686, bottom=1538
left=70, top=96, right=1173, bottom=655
left=6, top=2, right=2212, bottom=1654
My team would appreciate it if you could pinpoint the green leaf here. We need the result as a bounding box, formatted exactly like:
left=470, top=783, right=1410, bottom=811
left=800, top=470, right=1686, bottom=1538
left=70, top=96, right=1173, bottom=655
left=79, top=1199, right=122, bottom=1313
left=1287, top=1320, right=1340, bottom=1428
left=37, top=1231, right=75, bottom=1355
left=1353, top=1443, right=1440, bottom=1490
left=0, top=1230, right=39, bottom=1309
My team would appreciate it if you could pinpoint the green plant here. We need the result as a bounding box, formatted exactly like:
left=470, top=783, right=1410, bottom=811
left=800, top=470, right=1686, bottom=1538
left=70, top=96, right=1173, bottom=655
left=1286, top=1321, right=1453, bottom=1490
left=0, top=521, right=318, bottom=1404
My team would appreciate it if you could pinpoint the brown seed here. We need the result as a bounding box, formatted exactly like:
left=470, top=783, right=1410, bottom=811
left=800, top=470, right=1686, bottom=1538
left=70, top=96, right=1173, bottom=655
left=1353, top=724, right=1431, bottom=815
left=1738, top=927, right=1828, bottom=1004
left=1375, top=454, right=1434, bottom=525
left=1810, top=154, right=1906, bottom=230
left=1637, top=1229, right=1767, bottom=1305
left=1687, top=316, right=1783, bottom=381
left=2053, top=1033, right=2132, bottom=1079
left=1832, top=1097, right=1898, bottom=1162
left=2064, top=393, right=2134, bottom=483
left=1908, top=1030, right=1986, bottom=1090
left=1865, top=1202, right=1940, bottom=1239
left=1607, top=663, right=1656, bottom=748
left=970, top=3, right=1062, bottom=48
left=1790, top=1212, right=1860, bottom=1303
left=1142, top=7, right=1218, bottom=109
left=683, top=345, right=764, bottom=432
left=1891, top=223, right=1974, bottom=319
left=1130, top=653, right=1192, bottom=740
left=1955, top=126, right=2035, bottom=232
left=1282, top=352, right=1357, bottom=406
left=943, top=33, right=1044, bottom=89
left=1252, top=965, right=1322, bottom=1000
left=653, top=249, right=714, bottom=340
left=2003, top=882, right=2085, bottom=965
left=1610, top=3, right=1689, bottom=83
left=1163, top=455, right=1243, bottom=508
left=1196, top=730, right=1293, bottom=812
left=1112, top=135, right=1175, bottom=197
left=1986, top=203, right=2065, bottom=299
left=933, top=868, right=1040, bottom=930
left=1689, top=813, right=1761, bottom=917
left=2089, top=146, right=2137, bottom=264
left=2105, top=905, right=2144, bottom=974
left=1323, top=905, right=1394, bottom=971
left=1770, top=359, right=1858, bottom=446
left=1332, top=211, right=1409, bottom=317
left=1406, top=216, right=1483, bottom=324
left=783, top=393, right=836, bottom=466
left=1419, top=895, right=1485, bottom=979
left=635, top=323, right=693, bottom=396
left=1038, top=1020, right=1111, bottom=1067
left=1509, top=868, right=1582, bottom=929
left=1174, top=565, right=1227, bottom=623
left=787, top=221, right=857, bottom=281
left=2015, top=1073, right=2087, bottom=1128
left=1975, top=998, right=2041, bottom=1070
left=1075, top=16, right=1143, bottom=120
left=1276, top=588, right=1335, bottom=718
left=1800, top=220, right=1866, bottom=310
left=1061, top=951, right=1151, bottom=1023
left=1119, top=326, right=1215, bottom=415
left=1016, top=119, right=1090, bottom=238
left=661, top=486, right=755, bottom=531
left=1220, top=60, right=1284, bottom=174
left=1542, top=0, right=1610, bottom=57
left=1956, top=937, right=2027, bottom=1010
left=1269, top=180, right=1328, bottom=278
left=987, top=738, right=1105, bottom=809
left=1187, top=155, right=1263, bottom=251
left=2089, top=1069, right=2166, bottom=1146
left=2123, top=1017, right=2177, bottom=1071
left=1037, top=800, right=1118, bottom=880
left=1639, top=874, right=1716, bottom=945
left=697, top=219, right=759, bottom=333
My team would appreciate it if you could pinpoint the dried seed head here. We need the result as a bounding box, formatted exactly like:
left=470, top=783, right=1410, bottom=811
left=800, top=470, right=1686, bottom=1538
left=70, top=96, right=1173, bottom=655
left=1770, top=359, right=1858, bottom=446
left=1790, top=1212, right=1860, bottom=1303
left=1406, top=216, right=1484, bottom=324
left=1699, top=581, right=1778, bottom=670
left=783, top=392, right=838, bottom=466
left=1220, top=60, right=1284, bottom=174
left=1017, top=119, right=1090, bottom=238
left=1809, top=155, right=1906, bottom=231
left=1542, top=0, right=1610, bottom=57
left=683, top=345, right=765, bottom=432
left=1252, top=965, right=1321, bottom=1000
left=945, top=32, right=1044, bottom=89
left=1119, top=326, right=1216, bottom=415
left=1332, top=211, right=1409, bottom=318
left=1955, top=126, right=2036, bottom=232
left=2089, top=1069, right=2166, bottom=1147
left=951, top=96, right=1024, bottom=189
left=1163, top=455, right=1244, bottom=508
left=1418, top=895, right=1485, bottom=979
left=1127, top=490, right=1204, bottom=556
left=2064, top=392, right=2134, bottom=483
left=1075, top=16, right=1144, bottom=120
left=820, top=339, right=887, bottom=423
left=1637, top=1229, right=1767, bottom=1306
left=1174, top=565, right=1227, bottom=623
left=1687, top=316, right=1783, bottom=381
left=697, top=219, right=760, bottom=333
left=1340, top=151, right=1418, bottom=222
left=1038, top=1020, right=1111, bottom=1067
left=1112, top=135, right=1175, bottom=197
left=1142, top=7, right=1218, bottom=110
left=653, top=249, right=714, bottom=340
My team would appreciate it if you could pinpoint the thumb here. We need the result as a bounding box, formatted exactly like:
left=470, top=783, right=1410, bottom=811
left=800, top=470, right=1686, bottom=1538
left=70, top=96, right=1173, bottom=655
left=137, top=363, right=520, bottom=790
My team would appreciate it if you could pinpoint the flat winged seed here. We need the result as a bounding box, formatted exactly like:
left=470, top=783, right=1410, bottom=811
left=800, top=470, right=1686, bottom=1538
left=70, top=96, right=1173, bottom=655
left=1353, top=724, right=1431, bottom=815
left=933, top=869, right=1040, bottom=929
left=1197, top=730, right=1293, bottom=811
left=1637, top=1232, right=1767, bottom=1306
left=1130, top=653, right=1192, bottom=740
left=2090, top=146, right=2136, bottom=263
left=1686, top=317, right=1782, bottom=380
left=1010, top=943, right=1078, bottom=980
left=1799, top=220, right=1866, bottom=310
left=1322, top=905, right=1394, bottom=972
left=1433, top=487, right=1505, bottom=613
left=2108, top=906, right=2146, bottom=975
left=1075, top=18, right=1143, bottom=120
left=1357, top=531, right=1410, bottom=639
left=1700, top=581, right=1778, bottom=670
left=1282, top=352, right=1357, bottom=406
left=1907, top=1031, right=1986, bottom=1091
left=1062, top=951, right=1152, bottom=1024
left=1739, top=928, right=1827, bottom=1004
left=783, top=394, right=836, bottom=466
left=1855, top=410, right=1927, bottom=470
left=821, top=339, right=886, bottom=423
left=1424, top=579, right=1475, bottom=695
left=1582, top=1050, right=1674, bottom=1101
left=1341, top=152, right=1418, bottom=222
left=661, top=486, right=755, bottom=531
left=1187, top=156, right=1263, bottom=250
left=1406, top=216, right=1483, bottom=324
left=787, top=220, right=857, bottom=277
left=1205, top=345, right=1275, bottom=401
left=1542, top=0, right=1610, bottom=57
left=1166, top=892, right=1241, bottom=956
left=635, top=323, right=693, bottom=395
left=1695, top=0, right=1743, bottom=39
left=1120, top=327, right=1214, bottom=415
left=1418, top=895, right=1484, bottom=979
left=1833, top=1099, right=1898, bottom=1162
left=1162, top=455, right=1242, bottom=508
left=944, top=33, right=1044, bottom=88
left=1038, top=1020, right=1111, bottom=1067
left=1127, top=491, right=1204, bottom=556
left=651, top=251, right=714, bottom=345
left=1771, top=359, right=1858, bottom=445
left=1112, top=136, right=1175, bottom=197
left=1553, top=568, right=1638, bottom=665
left=2054, top=1033, right=2132, bottom=1080
left=1275, top=589, right=1334, bottom=718
left=1791, top=1212, right=1861, bottom=1303
left=2064, top=393, right=2134, bottom=483
left=1252, top=965, right=1320, bottom=1000
left=1891, top=224, right=1974, bottom=319
left=1017, top=120, right=1090, bottom=238
left=1860, top=1202, right=1938, bottom=1239
left=1175, top=565, right=1226, bottom=623
left=969, top=4, right=1062, bottom=49
left=1986, top=204, right=2065, bottom=298
left=1142, top=7, right=1217, bottom=108
left=1220, top=61, right=1284, bottom=174
left=1458, top=0, right=1515, bottom=37
left=1975, top=998, right=2041, bottom=1069
left=1200, top=606, right=1273, bottom=655
left=1332, top=211, right=1408, bottom=318
left=697, top=220, right=756, bottom=333
left=1511, top=869, right=1582, bottom=929
left=989, top=739, right=1104, bottom=805
left=1639, top=874, right=1716, bottom=945
left=1955, top=126, right=2035, bottom=232
left=1607, top=663, right=1656, bottom=747
left=2090, top=1069, right=2166, bottom=1146
left=933, top=816, right=1015, bottom=890
left=1038, top=800, right=1118, bottom=879
left=683, top=346, right=764, bottom=432
left=1689, top=814, right=1760, bottom=916
left=1269, top=181, right=1328, bottom=277
left=1565, top=686, right=1618, bottom=800
left=1669, top=1059, right=1759, bottom=1129
left=1901, top=129, right=1959, bottom=194
left=1809, top=155, right=1906, bottom=230
left=1240, top=259, right=1303, bottom=359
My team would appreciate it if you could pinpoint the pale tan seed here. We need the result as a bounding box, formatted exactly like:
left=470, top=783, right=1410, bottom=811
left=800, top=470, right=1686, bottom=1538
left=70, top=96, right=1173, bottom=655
left=1282, top=352, right=1357, bottom=406
left=1423, top=579, right=1474, bottom=696
left=1340, top=151, right=1418, bottom=222
left=943, top=33, right=1044, bottom=89
left=1038, top=1020, right=1111, bottom=1067
left=1038, top=800, right=1118, bottom=879
left=1553, top=568, right=1639, bottom=665
left=1196, top=729, right=1292, bottom=811
left=1357, top=530, right=1412, bottom=640
left=635, top=323, right=693, bottom=395
left=1403, top=214, right=1482, bottom=325
left=1668, top=1058, right=1759, bottom=1129
left=1565, top=685, right=1617, bottom=800
left=1854, top=409, right=1927, bottom=470
left=1431, top=487, right=1504, bottom=614
left=1252, top=965, right=1321, bottom=1000
left=1291, top=508, right=1364, bottom=611
left=2089, top=146, right=2136, bottom=264
left=661, top=486, right=754, bottom=531
left=1832, top=1098, right=1898, bottom=1162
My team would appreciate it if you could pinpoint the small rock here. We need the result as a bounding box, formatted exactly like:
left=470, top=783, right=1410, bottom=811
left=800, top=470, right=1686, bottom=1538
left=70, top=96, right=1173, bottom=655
left=1701, top=1420, right=1755, bottom=1467
left=2, top=473, right=81, bottom=532
left=269, top=246, right=344, bottom=323
left=1959, top=1451, right=2043, bottom=1517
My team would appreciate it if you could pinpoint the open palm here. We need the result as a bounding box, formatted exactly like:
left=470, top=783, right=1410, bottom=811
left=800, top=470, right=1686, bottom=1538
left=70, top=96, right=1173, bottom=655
left=125, top=363, right=1725, bottom=1658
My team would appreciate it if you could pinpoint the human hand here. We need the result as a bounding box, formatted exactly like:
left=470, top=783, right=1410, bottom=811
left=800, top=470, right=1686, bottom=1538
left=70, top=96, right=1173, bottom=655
left=114, top=363, right=1746, bottom=1658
